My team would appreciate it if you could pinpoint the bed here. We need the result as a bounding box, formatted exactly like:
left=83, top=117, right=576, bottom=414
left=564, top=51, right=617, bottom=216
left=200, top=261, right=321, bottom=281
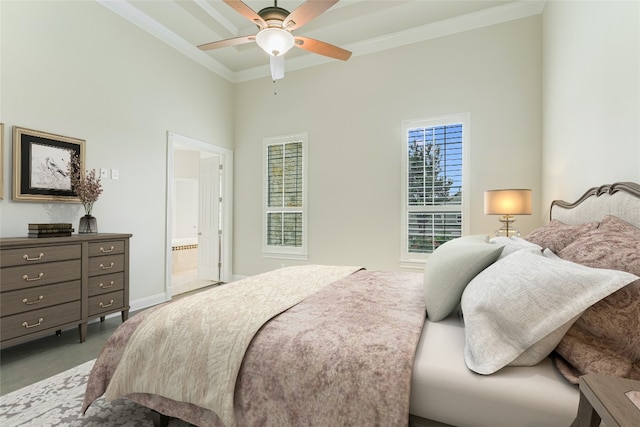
left=82, top=182, right=640, bottom=427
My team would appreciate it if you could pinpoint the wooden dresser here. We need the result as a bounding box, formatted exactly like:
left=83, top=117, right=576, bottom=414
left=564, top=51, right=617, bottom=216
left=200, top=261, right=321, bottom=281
left=0, top=233, right=132, bottom=349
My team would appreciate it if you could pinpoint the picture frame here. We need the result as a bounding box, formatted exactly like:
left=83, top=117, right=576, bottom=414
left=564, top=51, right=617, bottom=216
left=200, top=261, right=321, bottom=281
left=13, top=127, right=85, bottom=202
left=0, top=123, right=4, bottom=200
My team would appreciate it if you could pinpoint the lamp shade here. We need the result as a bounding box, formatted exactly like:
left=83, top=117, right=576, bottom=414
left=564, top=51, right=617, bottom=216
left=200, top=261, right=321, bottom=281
left=256, top=28, right=295, bottom=56
left=484, top=189, right=532, bottom=215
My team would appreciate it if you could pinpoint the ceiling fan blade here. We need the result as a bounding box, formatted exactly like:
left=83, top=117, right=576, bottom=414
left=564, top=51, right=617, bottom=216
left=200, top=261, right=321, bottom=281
left=198, top=35, right=255, bottom=51
left=283, top=0, right=339, bottom=31
left=294, top=36, right=352, bottom=61
left=270, top=55, right=285, bottom=81
left=223, top=0, right=266, bottom=28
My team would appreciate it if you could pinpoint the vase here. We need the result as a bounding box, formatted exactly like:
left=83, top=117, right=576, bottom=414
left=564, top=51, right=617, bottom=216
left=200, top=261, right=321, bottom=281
left=79, top=215, right=98, bottom=234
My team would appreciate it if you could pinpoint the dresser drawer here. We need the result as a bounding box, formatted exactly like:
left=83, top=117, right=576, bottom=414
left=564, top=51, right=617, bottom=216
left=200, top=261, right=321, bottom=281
left=88, top=240, right=125, bottom=257
left=0, top=281, right=81, bottom=317
left=88, top=272, right=124, bottom=297
left=88, top=254, right=125, bottom=276
left=0, top=260, right=82, bottom=292
left=0, top=244, right=81, bottom=268
left=1, top=301, right=81, bottom=342
left=88, top=291, right=124, bottom=317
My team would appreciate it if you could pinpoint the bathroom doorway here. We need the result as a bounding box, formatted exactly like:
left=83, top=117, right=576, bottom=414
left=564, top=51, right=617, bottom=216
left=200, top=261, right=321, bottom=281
left=166, top=132, right=233, bottom=298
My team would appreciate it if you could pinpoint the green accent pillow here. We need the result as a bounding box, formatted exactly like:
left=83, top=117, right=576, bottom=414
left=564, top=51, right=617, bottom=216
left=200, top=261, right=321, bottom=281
left=424, top=235, right=504, bottom=321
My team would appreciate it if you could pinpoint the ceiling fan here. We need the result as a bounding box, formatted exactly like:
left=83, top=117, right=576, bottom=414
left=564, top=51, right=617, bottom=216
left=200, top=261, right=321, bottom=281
left=198, top=0, right=352, bottom=80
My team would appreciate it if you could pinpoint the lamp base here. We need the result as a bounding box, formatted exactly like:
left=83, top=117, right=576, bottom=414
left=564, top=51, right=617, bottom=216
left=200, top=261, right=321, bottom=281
left=495, top=215, right=520, bottom=238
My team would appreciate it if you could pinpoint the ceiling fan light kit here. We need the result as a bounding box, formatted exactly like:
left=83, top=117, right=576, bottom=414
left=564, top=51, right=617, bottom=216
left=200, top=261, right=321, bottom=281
left=256, top=28, right=295, bottom=56
left=198, top=0, right=351, bottom=81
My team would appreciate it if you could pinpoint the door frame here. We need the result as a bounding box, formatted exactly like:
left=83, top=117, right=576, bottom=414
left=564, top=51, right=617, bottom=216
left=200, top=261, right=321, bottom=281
left=165, top=131, right=233, bottom=298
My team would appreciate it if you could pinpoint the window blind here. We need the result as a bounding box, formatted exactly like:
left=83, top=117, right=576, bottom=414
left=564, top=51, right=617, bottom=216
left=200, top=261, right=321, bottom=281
left=406, top=123, right=463, bottom=254
left=266, top=141, right=303, bottom=247
left=407, top=212, right=462, bottom=253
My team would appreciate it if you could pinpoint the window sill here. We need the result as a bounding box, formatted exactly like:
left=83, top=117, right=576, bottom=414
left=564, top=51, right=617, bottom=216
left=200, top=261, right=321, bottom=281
left=263, top=252, right=308, bottom=261
left=399, top=258, right=427, bottom=270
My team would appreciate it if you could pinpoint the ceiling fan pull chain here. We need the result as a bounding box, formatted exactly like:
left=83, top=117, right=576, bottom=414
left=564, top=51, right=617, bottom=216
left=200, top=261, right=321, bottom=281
left=273, top=79, right=278, bottom=96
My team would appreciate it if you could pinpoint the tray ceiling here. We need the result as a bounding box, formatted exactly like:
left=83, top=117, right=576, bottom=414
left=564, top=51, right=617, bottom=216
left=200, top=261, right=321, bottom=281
left=98, top=0, right=544, bottom=82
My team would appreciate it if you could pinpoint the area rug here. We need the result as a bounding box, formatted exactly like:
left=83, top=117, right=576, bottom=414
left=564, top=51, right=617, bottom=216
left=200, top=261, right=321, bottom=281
left=0, top=359, right=192, bottom=426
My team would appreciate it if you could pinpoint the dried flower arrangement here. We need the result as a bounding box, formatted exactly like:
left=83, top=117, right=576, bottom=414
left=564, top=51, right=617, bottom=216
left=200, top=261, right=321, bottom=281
left=68, top=154, right=102, bottom=216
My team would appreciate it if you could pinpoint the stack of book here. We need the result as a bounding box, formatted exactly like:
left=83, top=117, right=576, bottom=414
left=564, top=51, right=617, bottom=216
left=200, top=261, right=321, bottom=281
left=28, top=223, right=74, bottom=238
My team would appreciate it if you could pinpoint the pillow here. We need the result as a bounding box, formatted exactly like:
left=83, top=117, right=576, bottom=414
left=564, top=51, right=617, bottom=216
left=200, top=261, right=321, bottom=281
left=553, top=215, right=640, bottom=383
left=423, top=235, right=504, bottom=322
left=524, top=219, right=599, bottom=253
left=490, top=236, right=542, bottom=259
left=559, top=215, right=640, bottom=275
left=461, top=249, right=638, bottom=375
left=554, top=280, right=640, bottom=383
left=506, top=249, right=578, bottom=366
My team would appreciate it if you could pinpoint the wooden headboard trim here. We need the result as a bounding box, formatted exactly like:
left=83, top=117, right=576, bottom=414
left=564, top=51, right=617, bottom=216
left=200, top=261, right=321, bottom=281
left=550, top=182, right=640, bottom=220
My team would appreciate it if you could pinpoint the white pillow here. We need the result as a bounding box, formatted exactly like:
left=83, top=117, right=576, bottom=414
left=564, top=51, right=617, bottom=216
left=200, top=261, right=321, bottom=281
left=490, top=236, right=543, bottom=259
left=461, top=249, right=638, bottom=375
left=423, top=235, right=504, bottom=322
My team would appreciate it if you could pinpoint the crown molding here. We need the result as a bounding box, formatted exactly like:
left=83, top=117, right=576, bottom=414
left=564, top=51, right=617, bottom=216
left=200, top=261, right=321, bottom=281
left=97, top=0, right=235, bottom=81
left=99, top=0, right=546, bottom=84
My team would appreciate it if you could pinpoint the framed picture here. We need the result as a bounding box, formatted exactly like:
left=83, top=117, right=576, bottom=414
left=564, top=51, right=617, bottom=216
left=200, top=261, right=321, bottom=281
left=0, top=123, right=4, bottom=200
left=13, top=127, right=85, bottom=202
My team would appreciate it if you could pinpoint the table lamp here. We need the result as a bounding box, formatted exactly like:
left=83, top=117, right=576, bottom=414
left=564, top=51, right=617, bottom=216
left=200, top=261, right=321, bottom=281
left=484, top=189, right=532, bottom=237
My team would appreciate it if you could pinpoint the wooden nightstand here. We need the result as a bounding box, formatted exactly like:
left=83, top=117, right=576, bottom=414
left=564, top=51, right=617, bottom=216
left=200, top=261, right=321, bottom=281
left=571, top=374, right=640, bottom=427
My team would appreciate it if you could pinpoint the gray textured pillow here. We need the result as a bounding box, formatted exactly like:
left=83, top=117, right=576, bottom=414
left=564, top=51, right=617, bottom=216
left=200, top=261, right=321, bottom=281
left=423, top=235, right=504, bottom=321
left=461, top=249, right=638, bottom=375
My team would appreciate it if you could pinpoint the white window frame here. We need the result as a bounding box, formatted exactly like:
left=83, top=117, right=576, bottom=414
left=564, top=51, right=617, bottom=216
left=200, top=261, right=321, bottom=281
left=400, top=113, right=470, bottom=268
left=262, top=132, right=308, bottom=260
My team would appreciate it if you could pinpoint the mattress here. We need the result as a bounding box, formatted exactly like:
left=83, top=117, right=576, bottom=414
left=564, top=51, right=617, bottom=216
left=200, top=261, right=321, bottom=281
left=409, top=313, right=579, bottom=427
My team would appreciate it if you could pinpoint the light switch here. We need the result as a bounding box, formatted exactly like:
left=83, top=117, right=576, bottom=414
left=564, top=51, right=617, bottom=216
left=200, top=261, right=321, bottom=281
left=100, top=168, right=108, bottom=179
left=111, top=169, right=119, bottom=180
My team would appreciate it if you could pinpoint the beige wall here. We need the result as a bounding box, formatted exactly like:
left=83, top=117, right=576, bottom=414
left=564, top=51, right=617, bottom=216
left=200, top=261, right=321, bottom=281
left=542, top=0, right=640, bottom=211
left=0, top=1, right=234, bottom=305
left=233, top=16, right=543, bottom=276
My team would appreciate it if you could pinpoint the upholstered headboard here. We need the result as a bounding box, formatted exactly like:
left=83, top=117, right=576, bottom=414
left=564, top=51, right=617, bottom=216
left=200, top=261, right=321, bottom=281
left=550, top=182, right=640, bottom=228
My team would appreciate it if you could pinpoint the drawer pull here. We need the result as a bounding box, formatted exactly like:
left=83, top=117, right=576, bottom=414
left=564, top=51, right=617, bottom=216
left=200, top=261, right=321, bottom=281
left=99, top=299, right=114, bottom=308
left=23, top=253, right=44, bottom=261
left=99, top=281, right=115, bottom=289
left=100, top=262, right=115, bottom=270
left=22, top=295, right=44, bottom=305
left=22, top=318, right=44, bottom=328
left=22, top=273, right=44, bottom=282
left=100, top=246, right=115, bottom=253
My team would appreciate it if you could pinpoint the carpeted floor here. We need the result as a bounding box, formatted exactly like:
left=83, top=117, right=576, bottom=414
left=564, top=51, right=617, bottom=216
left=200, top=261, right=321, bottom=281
left=0, top=359, right=192, bottom=426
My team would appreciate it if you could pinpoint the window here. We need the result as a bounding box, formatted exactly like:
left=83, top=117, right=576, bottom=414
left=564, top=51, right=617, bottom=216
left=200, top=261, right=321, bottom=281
left=263, top=133, right=308, bottom=259
left=401, top=114, right=469, bottom=266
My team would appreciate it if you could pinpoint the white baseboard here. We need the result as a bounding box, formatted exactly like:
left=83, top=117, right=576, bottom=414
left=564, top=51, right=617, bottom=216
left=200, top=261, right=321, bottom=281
left=130, top=292, right=170, bottom=312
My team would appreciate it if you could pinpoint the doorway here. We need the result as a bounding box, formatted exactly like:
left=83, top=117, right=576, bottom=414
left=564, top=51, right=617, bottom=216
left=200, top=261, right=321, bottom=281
left=165, top=132, right=233, bottom=299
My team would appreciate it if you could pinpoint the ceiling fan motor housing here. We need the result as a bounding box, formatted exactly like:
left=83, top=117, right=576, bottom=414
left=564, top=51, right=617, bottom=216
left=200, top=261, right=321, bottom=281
left=257, top=6, right=291, bottom=28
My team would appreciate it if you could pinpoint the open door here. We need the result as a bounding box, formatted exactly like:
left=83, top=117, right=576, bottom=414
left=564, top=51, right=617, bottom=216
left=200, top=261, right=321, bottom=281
left=166, top=131, right=233, bottom=300
left=198, top=156, right=221, bottom=281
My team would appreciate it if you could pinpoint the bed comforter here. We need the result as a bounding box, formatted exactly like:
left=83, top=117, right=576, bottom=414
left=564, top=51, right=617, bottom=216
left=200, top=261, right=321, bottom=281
left=82, top=267, right=426, bottom=427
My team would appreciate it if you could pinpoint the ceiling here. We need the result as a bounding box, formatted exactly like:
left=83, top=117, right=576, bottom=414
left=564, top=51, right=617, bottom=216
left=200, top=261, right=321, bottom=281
left=98, top=0, right=545, bottom=83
